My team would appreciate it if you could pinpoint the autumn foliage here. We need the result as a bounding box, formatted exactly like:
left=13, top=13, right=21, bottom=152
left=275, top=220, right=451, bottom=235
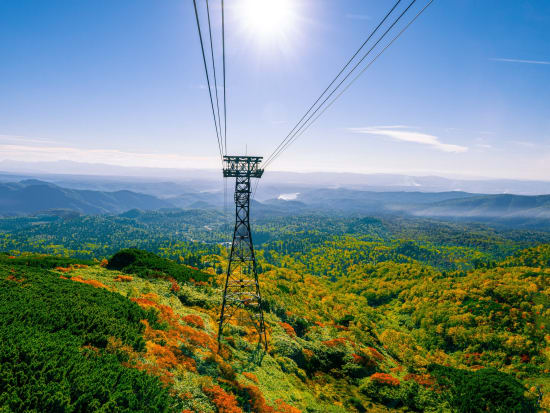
left=203, top=385, right=243, bottom=413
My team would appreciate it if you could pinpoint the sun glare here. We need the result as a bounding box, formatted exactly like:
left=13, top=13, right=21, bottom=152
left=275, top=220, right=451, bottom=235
left=238, top=0, right=297, bottom=41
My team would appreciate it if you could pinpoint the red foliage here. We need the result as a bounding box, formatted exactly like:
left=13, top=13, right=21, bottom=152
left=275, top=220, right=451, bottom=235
left=351, top=353, right=364, bottom=364
left=279, top=322, right=296, bottom=337
left=7, top=256, right=15, bottom=259
left=321, top=337, right=347, bottom=348
left=170, top=277, right=181, bottom=292
left=520, top=354, right=530, bottom=363
left=182, top=314, right=204, bottom=329
left=203, top=385, right=243, bottom=413
left=368, top=347, right=385, bottom=361
left=403, top=373, right=435, bottom=388
left=370, top=372, right=400, bottom=386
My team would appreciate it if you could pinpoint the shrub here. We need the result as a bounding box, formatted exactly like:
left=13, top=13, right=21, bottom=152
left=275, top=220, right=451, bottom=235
left=429, top=364, right=537, bottom=412
left=107, top=249, right=211, bottom=284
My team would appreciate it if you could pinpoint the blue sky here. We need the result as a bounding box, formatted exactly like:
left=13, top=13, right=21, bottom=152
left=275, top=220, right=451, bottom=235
left=0, top=0, right=549, bottom=180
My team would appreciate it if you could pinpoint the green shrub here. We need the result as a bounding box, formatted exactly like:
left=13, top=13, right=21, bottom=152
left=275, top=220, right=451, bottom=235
left=0, top=263, right=172, bottom=411
left=107, top=248, right=211, bottom=283
left=429, top=364, right=537, bottom=413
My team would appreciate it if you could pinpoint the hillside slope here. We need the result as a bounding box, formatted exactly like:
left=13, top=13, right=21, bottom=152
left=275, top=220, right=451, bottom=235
left=1, top=248, right=547, bottom=412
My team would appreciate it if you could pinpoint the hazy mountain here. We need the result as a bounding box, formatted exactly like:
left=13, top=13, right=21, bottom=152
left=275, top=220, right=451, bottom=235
left=413, top=194, right=550, bottom=219
left=2, top=160, right=550, bottom=196
left=0, top=180, right=174, bottom=215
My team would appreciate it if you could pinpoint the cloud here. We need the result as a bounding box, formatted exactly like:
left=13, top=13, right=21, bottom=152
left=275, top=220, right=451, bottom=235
left=490, top=58, right=550, bottom=65
left=0, top=134, right=60, bottom=145
left=345, top=13, right=371, bottom=21
left=350, top=127, right=468, bottom=153
left=0, top=142, right=218, bottom=169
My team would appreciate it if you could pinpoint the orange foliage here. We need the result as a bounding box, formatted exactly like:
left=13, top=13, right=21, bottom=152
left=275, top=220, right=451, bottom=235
left=240, top=384, right=274, bottom=413
left=7, top=256, right=15, bottom=259
left=182, top=314, right=204, bottom=329
left=303, top=349, right=314, bottom=360
left=114, top=274, right=133, bottom=282
left=169, top=277, right=181, bottom=292
left=55, top=266, right=72, bottom=273
left=274, top=399, right=301, bottom=413
left=242, top=372, right=259, bottom=383
left=203, top=385, right=243, bottom=413
left=351, top=353, right=364, bottom=364
left=6, top=274, right=25, bottom=283
left=322, top=337, right=347, bottom=348
left=70, top=276, right=109, bottom=289
left=370, top=372, right=400, bottom=386
left=403, top=373, right=435, bottom=388
left=279, top=322, right=296, bottom=337
left=99, top=258, right=108, bottom=267
left=59, top=275, right=69, bottom=280
left=368, top=347, right=385, bottom=361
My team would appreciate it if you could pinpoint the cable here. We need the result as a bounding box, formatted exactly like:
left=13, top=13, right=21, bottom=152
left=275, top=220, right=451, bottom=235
left=263, top=0, right=423, bottom=170
left=264, top=0, right=418, bottom=169
left=263, top=0, right=403, bottom=168
left=192, top=0, right=224, bottom=162
left=206, top=0, right=224, bottom=156
left=222, top=0, right=227, bottom=155
left=265, top=0, right=435, bottom=168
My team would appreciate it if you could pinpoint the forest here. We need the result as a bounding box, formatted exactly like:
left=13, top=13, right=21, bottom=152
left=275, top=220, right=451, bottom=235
left=0, top=210, right=549, bottom=412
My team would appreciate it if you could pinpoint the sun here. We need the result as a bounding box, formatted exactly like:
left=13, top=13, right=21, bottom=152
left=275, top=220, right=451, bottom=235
left=237, top=0, right=298, bottom=41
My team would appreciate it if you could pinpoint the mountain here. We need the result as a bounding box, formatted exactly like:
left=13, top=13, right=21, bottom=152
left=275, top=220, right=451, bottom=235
left=3, top=161, right=550, bottom=195
left=412, top=193, right=550, bottom=219
left=0, top=179, right=174, bottom=215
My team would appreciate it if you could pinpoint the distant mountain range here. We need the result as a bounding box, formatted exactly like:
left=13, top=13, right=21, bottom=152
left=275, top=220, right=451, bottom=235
left=1, top=178, right=549, bottom=229
left=2, top=160, right=550, bottom=195
left=0, top=180, right=172, bottom=215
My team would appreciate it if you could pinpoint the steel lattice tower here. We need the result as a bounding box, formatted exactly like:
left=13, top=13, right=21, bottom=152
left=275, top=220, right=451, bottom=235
left=218, top=155, right=267, bottom=350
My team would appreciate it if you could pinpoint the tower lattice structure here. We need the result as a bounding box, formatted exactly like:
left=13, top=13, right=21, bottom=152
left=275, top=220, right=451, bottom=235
left=218, top=155, right=267, bottom=350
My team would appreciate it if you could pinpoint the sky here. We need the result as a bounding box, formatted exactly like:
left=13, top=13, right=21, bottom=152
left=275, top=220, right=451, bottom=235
left=0, top=0, right=549, bottom=180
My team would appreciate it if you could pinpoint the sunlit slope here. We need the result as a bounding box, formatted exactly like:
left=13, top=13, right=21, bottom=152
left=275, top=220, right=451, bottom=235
left=1, top=248, right=547, bottom=412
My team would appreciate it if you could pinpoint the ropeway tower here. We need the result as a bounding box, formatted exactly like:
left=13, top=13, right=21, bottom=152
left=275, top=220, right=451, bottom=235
left=218, top=155, right=267, bottom=350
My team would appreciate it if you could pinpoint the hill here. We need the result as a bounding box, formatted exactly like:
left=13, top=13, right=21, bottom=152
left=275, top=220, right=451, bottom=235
left=0, top=179, right=173, bottom=215
left=0, top=247, right=547, bottom=412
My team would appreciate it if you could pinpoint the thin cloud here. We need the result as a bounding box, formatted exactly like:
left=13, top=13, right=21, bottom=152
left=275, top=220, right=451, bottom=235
left=0, top=134, right=60, bottom=145
left=490, top=58, right=550, bottom=65
left=350, top=127, right=468, bottom=153
left=0, top=143, right=218, bottom=169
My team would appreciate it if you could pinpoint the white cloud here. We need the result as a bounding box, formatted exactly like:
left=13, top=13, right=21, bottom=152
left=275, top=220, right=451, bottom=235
left=490, top=58, right=550, bottom=65
left=0, top=142, right=218, bottom=169
left=349, top=127, right=468, bottom=153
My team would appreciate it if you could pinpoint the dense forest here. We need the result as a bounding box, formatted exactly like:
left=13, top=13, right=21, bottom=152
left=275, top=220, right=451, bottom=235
left=0, top=210, right=549, bottom=411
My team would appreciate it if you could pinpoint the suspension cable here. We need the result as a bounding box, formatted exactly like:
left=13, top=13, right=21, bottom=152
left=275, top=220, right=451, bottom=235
left=192, top=0, right=224, bottom=162
left=264, top=0, right=435, bottom=170
left=263, top=0, right=404, bottom=168
left=222, top=0, right=227, bottom=155
left=263, top=0, right=425, bottom=171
